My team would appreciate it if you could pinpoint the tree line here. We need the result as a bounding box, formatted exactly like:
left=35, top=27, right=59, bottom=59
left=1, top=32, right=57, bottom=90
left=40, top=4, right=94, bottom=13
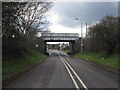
left=83, top=15, right=119, bottom=56
left=2, top=2, right=53, bottom=60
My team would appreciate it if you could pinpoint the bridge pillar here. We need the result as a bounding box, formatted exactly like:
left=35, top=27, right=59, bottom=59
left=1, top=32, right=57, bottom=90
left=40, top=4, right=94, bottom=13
left=44, top=41, right=47, bottom=54
left=72, top=41, right=76, bottom=54
left=69, top=41, right=76, bottom=54
left=76, top=37, right=81, bottom=52
left=69, top=42, right=72, bottom=53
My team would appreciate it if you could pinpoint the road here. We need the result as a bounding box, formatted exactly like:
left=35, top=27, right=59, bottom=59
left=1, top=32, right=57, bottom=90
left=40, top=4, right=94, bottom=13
left=4, top=50, right=118, bottom=89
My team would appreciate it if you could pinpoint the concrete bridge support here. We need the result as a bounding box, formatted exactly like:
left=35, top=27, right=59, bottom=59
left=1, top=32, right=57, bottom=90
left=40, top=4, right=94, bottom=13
left=44, top=41, right=47, bottom=54
left=69, top=41, right=77, bottom=54
left=69, top=42, right=72, bottom=54
left=75, top=37, right=81, bottom=53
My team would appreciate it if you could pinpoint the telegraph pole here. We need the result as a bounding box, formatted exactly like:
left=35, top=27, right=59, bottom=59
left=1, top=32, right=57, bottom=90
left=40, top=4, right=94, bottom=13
left=81, top=22, right=83, bottom=53
left=75, top=18, right=83, bottom=53
left=86, top=23, right=87, bottom=37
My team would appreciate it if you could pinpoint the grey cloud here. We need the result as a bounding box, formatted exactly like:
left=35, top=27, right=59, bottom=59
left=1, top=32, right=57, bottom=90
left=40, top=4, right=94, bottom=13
left=51, top=2, right=118, bottom=28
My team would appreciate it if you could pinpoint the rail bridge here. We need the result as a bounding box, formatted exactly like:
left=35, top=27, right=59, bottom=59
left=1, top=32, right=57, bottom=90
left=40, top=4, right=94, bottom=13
left=41, top=33, right=81, bottom=54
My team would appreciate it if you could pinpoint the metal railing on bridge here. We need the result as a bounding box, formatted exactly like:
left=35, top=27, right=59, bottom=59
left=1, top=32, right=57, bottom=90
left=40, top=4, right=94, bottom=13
left=41, top=33, right=79, bottom=41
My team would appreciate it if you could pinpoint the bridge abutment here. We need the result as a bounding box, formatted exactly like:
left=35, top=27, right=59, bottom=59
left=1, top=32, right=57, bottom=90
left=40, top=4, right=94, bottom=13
left=44, top=41, right=47, bottom=54
left=69, top=41, right=77, bottom=54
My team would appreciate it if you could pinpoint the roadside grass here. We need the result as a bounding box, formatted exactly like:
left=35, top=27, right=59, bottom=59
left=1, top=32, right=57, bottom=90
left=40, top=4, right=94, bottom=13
left=3, top=50, right=47, bottom=82
left=74, top=52, right=119, bottom=69
left=63, top=50, right=70, bottom=53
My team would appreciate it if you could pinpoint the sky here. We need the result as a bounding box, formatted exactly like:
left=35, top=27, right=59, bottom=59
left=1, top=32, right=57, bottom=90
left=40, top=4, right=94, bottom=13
left=46, top=2, right=118, bottom=38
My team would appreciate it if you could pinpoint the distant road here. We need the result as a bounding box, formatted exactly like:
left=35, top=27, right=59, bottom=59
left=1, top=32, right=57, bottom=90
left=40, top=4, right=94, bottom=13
left=5, top=50, right=118, bottom=89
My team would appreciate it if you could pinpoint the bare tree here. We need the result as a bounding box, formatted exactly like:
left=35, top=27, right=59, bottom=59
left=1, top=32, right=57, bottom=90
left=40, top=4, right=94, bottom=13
left=2, top=2, right=53, bottom=57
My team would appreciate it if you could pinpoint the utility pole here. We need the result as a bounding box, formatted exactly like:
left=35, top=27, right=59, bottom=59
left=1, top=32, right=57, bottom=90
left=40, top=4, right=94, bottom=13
left=81, top=22, right=83, bottom=53
left=75, top=18, right=83, bottom=53
left=86, top=23, right=87, bottom=37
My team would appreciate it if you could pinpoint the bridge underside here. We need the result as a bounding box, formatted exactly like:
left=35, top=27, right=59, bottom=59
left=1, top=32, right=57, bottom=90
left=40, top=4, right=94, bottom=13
left=44, top=40, right=77, bottom=54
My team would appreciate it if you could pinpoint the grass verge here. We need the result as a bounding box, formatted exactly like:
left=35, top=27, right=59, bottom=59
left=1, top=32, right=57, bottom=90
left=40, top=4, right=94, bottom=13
left=74, top=52, right=119, bottom=69
left=63, top=50, right=70, bottom=53
left=3, top=50, right=47, bottom=83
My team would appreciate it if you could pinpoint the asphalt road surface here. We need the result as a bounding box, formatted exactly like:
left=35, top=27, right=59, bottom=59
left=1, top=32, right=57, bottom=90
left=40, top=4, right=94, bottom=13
left=4, top=50, right=118, bottom=89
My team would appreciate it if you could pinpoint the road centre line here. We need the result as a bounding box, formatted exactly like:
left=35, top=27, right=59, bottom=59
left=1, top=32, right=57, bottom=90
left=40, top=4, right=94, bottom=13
left=57, top=52, right=88, bottom=90
left=57, top=53, right=79, bottom=90
left=61, top=56, right=88, bottom=90
left=61, top=56, right=80, bottom=90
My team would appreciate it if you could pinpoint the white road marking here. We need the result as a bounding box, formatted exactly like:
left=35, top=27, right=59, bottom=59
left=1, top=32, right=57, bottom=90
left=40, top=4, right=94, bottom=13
left=61, top=57, right=88, bottom=90
left=60, top=57, right=80, bottom=90
left=57, top=51, right=88, bottom=90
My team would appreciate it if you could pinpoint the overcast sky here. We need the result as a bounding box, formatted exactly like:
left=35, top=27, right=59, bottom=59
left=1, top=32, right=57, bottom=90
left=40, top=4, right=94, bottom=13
left=47, top=2, right=118, bottom=37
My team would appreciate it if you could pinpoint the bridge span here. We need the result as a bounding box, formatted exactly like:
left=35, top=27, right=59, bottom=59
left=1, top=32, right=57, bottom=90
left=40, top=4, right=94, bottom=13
left=41, top=33, right=79, bottom=41
left=41, top=33, right=81, bottom=54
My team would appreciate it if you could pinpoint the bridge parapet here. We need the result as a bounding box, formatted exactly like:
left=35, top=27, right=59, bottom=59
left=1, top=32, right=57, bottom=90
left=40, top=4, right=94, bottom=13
left=41, top=33, right=79, bottom=41
left=41, top=33, right=79, bottom=37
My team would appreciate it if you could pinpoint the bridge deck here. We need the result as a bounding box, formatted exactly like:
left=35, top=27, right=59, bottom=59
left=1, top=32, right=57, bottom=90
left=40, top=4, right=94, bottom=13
left=41, top=33, right=79, bottom=41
